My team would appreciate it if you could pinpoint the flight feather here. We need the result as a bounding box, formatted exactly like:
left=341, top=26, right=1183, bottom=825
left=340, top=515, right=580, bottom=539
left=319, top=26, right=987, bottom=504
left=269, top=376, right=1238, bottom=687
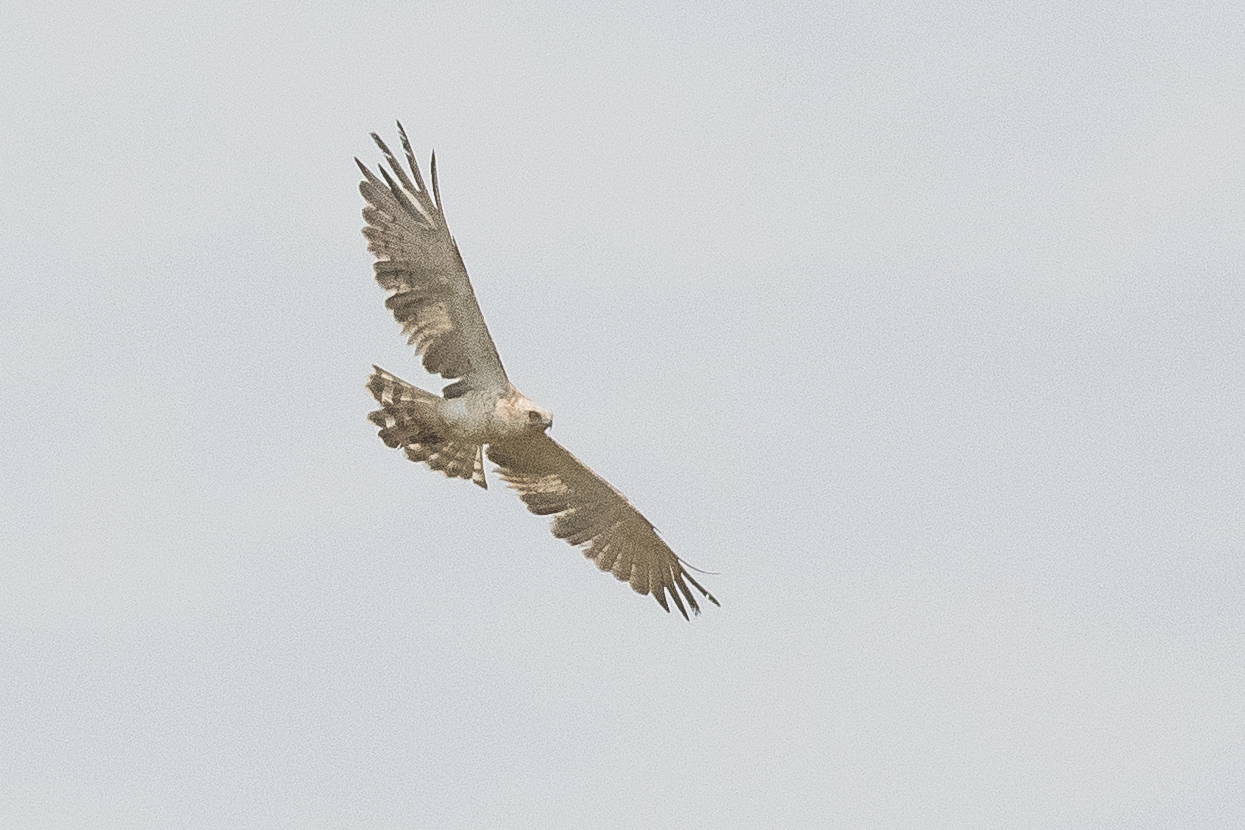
left=357, top=123, right=508, bottom=394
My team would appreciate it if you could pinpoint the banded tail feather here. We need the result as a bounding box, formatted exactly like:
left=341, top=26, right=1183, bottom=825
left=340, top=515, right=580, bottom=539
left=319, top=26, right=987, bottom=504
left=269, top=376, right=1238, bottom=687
left=366, top=366, right=487, bottom=488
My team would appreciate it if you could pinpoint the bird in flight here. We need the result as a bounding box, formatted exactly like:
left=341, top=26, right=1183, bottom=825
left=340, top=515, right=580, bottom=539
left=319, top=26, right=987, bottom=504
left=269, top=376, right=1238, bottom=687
left=358, top=123, right=718, bottom=618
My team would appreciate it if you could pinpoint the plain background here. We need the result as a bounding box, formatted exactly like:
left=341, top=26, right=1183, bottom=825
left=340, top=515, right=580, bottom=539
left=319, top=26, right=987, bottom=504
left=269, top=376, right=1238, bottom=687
left=2, top=1, right=1242, bottom=827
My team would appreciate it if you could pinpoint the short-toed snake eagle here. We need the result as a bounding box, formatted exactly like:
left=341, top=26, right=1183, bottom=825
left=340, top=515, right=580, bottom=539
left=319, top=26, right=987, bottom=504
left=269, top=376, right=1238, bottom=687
left=359, top=124, right=718, bottom=618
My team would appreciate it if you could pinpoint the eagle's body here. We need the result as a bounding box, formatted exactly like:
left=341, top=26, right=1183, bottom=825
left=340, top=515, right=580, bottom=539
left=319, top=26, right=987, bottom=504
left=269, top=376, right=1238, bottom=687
left=358, top=124, right=717, bottom=618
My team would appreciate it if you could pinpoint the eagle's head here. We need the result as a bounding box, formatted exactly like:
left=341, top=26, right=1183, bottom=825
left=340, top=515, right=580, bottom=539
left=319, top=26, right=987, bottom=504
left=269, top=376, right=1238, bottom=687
left=526, top=406, right=553, bottom=432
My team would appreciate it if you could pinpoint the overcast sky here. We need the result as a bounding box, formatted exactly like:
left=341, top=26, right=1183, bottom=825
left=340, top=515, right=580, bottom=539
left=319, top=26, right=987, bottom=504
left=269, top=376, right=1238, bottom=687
left=2, top=1, right=1243, bottom=827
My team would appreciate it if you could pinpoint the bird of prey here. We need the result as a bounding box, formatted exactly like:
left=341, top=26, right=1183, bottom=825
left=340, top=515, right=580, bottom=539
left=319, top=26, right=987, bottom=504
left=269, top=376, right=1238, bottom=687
left=358, top=124, right=718, bottom=618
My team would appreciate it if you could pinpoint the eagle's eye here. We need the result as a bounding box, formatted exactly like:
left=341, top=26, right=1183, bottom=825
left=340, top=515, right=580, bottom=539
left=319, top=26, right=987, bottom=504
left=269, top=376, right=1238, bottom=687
left=528, top=410, right=543, bottom=423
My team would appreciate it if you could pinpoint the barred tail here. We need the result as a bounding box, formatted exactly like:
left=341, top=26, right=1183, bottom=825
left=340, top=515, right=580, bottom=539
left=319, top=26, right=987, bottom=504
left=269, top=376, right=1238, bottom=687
left=365, top=366, right=487, bottom=488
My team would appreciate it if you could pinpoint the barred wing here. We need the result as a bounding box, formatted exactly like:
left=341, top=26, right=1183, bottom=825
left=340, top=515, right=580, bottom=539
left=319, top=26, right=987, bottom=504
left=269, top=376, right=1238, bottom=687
left=357, top=123, right=509, bottom=396
left=487, top=434, right=718, bottom=619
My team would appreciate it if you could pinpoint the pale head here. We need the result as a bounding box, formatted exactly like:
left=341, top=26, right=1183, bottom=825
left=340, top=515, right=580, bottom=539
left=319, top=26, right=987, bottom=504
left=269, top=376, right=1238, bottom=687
left=498, top=391, right=553, bottom=435
left=525, top=404, right=553, bottom=432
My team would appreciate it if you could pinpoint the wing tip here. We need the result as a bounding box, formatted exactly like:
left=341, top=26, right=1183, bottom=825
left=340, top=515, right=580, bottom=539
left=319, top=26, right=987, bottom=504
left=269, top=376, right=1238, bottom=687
left=430, top=150, right=443, bottom=211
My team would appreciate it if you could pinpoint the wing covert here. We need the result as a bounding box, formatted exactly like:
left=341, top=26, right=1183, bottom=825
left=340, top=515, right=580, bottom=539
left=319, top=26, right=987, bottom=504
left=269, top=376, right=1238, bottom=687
left=487, top=434, right=718, bottom=619
left=358, top=123, right=508, bottom=393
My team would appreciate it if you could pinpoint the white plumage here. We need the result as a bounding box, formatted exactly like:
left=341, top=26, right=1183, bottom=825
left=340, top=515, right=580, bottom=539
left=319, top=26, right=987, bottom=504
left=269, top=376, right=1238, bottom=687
left=359, top=123, right=717, bottom=618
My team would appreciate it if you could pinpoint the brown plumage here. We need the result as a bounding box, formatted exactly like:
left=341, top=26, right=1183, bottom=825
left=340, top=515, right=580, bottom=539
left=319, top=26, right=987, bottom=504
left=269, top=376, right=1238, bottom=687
left=359, top=123, right=718, bottom=618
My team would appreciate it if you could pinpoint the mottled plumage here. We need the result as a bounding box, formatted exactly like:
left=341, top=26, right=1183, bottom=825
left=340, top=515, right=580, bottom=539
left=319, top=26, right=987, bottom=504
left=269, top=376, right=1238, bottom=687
left=359, top=123, right=718, bottom=618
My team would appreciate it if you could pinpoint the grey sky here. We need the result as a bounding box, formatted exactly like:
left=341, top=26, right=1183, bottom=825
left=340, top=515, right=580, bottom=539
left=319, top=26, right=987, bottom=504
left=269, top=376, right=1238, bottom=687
left=2, top=1, right=1242, bottom=826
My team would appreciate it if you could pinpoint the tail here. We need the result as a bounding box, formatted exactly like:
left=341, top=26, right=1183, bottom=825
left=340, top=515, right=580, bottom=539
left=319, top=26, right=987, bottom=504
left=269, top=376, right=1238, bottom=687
left=366, top=366, right=487, bottom=488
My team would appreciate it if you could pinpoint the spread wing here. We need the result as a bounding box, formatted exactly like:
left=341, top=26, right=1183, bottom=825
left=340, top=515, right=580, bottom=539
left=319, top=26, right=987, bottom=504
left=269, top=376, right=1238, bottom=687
left=357, top=123, right=509, bottom=396
left=487, top=434, right=719, bottom=619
